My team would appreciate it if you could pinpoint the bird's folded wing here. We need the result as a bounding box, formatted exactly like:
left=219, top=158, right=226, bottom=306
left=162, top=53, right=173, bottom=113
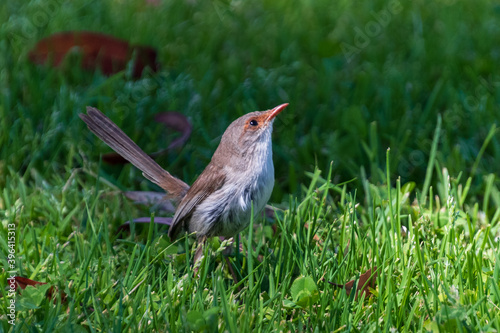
left=168, top=163, right=226, bottom=240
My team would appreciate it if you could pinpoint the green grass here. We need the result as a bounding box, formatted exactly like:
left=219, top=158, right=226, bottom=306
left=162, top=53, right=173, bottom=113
left=1, top=0, right=500, bottom=331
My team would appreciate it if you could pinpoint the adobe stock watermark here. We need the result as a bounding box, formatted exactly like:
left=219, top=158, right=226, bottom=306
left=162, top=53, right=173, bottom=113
left=6, top=222, right=17, bottom=326
left=112, top=78, right=160, bottom=114
left=398, top=149, right=427, bottom=178
left=341, top=0, right=403, bottom=63
left=443, top=76, right=499, bottom=129
left=8, top=0, right=64, bottom=53
left=462, top=77, right=498, bottom=113
left=399, top=76, right=499, bottom=179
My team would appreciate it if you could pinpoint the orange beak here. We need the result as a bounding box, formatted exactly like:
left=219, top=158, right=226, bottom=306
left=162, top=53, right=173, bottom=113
left=266, top=103, right=288, bottom=122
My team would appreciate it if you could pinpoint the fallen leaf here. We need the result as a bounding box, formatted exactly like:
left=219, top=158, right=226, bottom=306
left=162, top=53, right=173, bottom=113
left=102, top=111, right=191, bottom=164
left=14, top=276, right=46, bottom=289
left=328, top=267, right=378, bottom=300
left=153, top=112, right=192, bottom=150
left=117, top=217, right=173, bottom=234
left=14, top=276, right=67, bottom=303
left=123, top=191, right=176, bottom=213
left=29, top=31, right=158, bottom=78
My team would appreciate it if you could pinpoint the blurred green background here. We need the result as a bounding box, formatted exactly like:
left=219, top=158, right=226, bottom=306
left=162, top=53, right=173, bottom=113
left=1, top=0, right=499, bottom=202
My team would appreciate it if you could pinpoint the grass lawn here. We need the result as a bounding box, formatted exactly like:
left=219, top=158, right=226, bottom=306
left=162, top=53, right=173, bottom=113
left=1, top=0, right=500, bottom=331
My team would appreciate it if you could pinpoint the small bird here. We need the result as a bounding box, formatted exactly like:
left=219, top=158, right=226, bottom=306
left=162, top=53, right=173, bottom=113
left=80, top=104, right=287, bottom=242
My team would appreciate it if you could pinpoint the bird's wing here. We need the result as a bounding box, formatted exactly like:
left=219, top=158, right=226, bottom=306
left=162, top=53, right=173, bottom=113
left=168, top=163, right=226, bottom=240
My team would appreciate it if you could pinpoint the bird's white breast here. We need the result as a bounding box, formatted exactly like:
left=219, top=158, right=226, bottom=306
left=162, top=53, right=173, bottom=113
left=192, top=131, right=275, bottom=238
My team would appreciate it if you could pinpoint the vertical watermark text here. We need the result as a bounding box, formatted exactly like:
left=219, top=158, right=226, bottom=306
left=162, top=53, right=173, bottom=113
left=6, top=223, right=17, bottom=326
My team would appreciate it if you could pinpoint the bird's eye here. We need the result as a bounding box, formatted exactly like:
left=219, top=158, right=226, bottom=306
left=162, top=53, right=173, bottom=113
left=249, top=120, right=258, bottom=126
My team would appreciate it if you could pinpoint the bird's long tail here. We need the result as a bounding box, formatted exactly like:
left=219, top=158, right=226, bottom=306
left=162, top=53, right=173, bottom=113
left=80, top=106, right=189, bottom=200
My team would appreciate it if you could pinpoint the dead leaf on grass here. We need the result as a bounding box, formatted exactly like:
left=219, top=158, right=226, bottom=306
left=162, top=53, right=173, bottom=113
left=102, top=111, right=191, bottom=164
left=123, top=191, right=176, bottom=213
left=14, top=276, right=67, bottom=303
left=117, top=217, right=173, bottom=234
left=29, top=31, right=158, bottom=78
left=328, top=267, right=378, bottom=300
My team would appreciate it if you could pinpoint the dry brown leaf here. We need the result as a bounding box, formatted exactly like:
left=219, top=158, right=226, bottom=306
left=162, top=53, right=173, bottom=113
left=14, top=276, right=67, bottom=303
left=123, top=191, right=176, bottom=213
left=328, top=267, right=377, bottom=300
left=29, top=31, right=158, bottom=78
left=102, top=111, right=191, bottom=164
left=117, top=217, right=173, bottom=234
left=14, top=276, right=46, bottom=289
left=154, top=112, right=192, bottom=150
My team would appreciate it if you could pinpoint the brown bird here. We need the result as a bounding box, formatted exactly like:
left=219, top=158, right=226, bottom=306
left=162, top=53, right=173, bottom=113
left=80, top=104, right=287, bottom=242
